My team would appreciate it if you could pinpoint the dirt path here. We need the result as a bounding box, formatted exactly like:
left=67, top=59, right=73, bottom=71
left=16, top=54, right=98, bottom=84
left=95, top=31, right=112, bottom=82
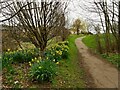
left=75, top=37, right=119, bottom=88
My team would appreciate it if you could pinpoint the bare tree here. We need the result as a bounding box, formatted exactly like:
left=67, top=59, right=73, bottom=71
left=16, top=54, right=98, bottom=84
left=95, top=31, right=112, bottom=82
left=1, top=0, right=67, bottom=55
left=94, top=1, right=120, bottom=54
left=118, top=1, right=120, bottom=53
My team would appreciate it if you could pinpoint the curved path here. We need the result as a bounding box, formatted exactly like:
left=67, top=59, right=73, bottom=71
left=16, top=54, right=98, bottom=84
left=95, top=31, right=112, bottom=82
left=75, top=37, right=119, bottom=88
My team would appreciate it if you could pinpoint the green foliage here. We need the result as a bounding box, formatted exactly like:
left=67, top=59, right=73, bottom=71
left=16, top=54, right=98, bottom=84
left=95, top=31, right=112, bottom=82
left=29, top=59, right=57, bottom=82
left=82, top=35, right=97, bottom=50
left=2, top=52, right=14, bottom=72
left=101, top=54, right=120, bottom=69
left=2, top=48, right=40, bottom=77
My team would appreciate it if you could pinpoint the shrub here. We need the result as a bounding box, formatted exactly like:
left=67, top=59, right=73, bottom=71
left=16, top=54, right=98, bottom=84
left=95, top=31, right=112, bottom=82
left=29, top=59, right=57, bottom=82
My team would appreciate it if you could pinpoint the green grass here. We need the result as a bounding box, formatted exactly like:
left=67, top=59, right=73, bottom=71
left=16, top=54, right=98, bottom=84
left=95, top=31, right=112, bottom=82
left=52, top=34, right=85, bottom=88
left=82, top=35, right=97, bottom=50
left=82, top=34, right=116, bottom=51
left=82, top=34, right=120, bottom=69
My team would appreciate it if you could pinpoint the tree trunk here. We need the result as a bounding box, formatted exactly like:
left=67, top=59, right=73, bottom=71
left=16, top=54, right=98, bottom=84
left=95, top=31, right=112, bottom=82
left=103, top=2, right=111, bottom=54
left=96, top=34, right=102, bottom=54
left=40, top=42, right=47, bottom=57
left=118, top=1, right=120, bottom=53
left=77, top=28, right=79, bottom=35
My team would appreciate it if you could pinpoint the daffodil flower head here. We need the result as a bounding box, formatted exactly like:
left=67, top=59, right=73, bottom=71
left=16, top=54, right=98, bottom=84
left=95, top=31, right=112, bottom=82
left=53, top=59, right=55, bottom=62
left=29, top=62, right=32, bottom=66
left=7, top=49, right=10, bottom=52
left=32, top=59, right=34, bottom=62
left=39, top=66, right=42, bottom=69
left=39, top=57, right=41, bottom=59
left=56, top=51, right=59, bottom=54
left=37, top=60, right=40, bottom=63
left=56, top=62, right=59, bottom=65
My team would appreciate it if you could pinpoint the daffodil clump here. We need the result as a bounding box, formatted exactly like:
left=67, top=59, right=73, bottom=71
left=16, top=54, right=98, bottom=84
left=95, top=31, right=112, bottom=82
left=2, top=48, right=39, bottom=64
left=29, top=41, right=69, bottom=82
left=45, top=41, right=69, bottom=62
left=28, top=57, right=42, bottom=66
left=29, top=59, right=57, bottom=82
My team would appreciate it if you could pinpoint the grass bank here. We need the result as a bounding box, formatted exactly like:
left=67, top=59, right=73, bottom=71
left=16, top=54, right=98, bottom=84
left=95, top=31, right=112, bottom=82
left=82, top=35, right=120, bottom=69
left=52, top=34, right=85, bottom=88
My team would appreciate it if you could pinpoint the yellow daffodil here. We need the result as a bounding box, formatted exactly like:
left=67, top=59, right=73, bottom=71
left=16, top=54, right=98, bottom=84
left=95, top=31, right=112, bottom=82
left=32, top=59, right=34, bottom=62
left=53, top=59, right=55, bottom=62
left=59, top=51, right=62, bottom=55
left=39, top=66, right=42, bottom=69
left=39, top=57, right=41, bottom=59
left=29, top=62, right=32, bottom=66
left=37, top=60, right=40, bottom=63
left=56, top=62, right=59, bottom=65
left=7, top=49, right=10, bottom=52
left=56, top=51, right=59, bottom=54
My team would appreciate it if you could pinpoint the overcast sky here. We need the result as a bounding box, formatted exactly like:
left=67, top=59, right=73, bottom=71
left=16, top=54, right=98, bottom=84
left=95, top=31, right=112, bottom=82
left=1, top=0, right=115, bottom=33
left=67, top=0, right=100, bottom=26
left=0, top=0, right=100, bottom=24
left=0, top=0, right=100, bottom=33
left=65, top=0, right=100, bottom=33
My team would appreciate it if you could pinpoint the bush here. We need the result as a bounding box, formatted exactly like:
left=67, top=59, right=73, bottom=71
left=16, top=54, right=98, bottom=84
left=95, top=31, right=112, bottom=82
left=29, top=59, right=57, bottom=82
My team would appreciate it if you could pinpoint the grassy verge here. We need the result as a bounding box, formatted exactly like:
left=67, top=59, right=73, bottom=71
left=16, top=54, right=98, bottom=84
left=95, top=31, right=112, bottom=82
left=82, top=35, right=97, bottom=50
left=52, top=34, right=85, bottom=88
left=82, top=35, right=120, bottom=69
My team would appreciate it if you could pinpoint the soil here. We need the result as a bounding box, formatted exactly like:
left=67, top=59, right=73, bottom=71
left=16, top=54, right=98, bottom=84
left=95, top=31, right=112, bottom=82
left=75, top=37, right=119, bottom=88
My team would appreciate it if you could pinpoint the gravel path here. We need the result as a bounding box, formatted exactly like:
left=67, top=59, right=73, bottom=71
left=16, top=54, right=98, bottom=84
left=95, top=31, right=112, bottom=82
left=75, top=37, right=119, bottom=88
